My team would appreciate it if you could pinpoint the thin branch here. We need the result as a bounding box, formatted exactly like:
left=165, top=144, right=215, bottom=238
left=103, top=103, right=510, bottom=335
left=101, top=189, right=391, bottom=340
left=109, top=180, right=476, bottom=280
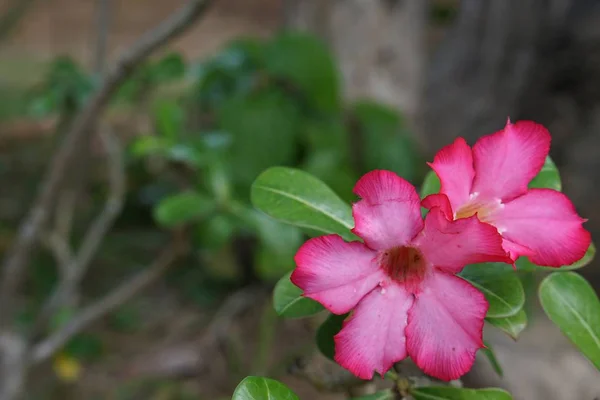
left=32, top=125, right=125, bottom=334
left=0, top=0, right=214, bottom=326
left=0, top=0, right=40, bottom=42
left=29, top=241, right=186, bottom=364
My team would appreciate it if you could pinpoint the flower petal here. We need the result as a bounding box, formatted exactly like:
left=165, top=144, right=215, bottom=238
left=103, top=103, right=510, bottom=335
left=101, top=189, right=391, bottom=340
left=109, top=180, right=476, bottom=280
left=489, top=189, right=591, bottom=267
left=428, top=137, right=474, bottom=212
left=334, top=283, right=413, bottom=379
left=421, top=193, right=453, bottom=220
left=472, top=120, right=551, bottom=201
left=352, top=170, right=423, bottom=250
left=414, top=208, right=511, bottom=274
left=406, top=271, right=487, bottom=381
left=291, top=235, right=385, bottom=314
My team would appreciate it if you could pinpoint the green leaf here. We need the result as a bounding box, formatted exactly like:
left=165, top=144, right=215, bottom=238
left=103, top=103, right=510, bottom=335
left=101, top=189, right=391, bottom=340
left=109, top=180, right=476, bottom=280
left=192, top=213, right=237, bottom=251
left=460, top=264, right=525, bottom=318
left=153, top=191, right=215, bottom=228
left=481, top=341, right=503, bottom=377
left=420, top=170, right=441, bottom=199
left=150, top=52, right=186, bottom=84
left=218, top=90, right=301, bottom=188
left=251, top=167, right=357, bottom=241
left=411, top=387, right=512, bottom=400
left=528, top=156, right=561, bottom=191
left=353, top=101, right=423, bottom=182
left=265, top=32, right=340, bottom=112
left=232, top=376, right=299, bottom=400
left=273, top=272, right=324, bottom=318
left=253, top=213, right=303, bottom=281
left=129, top=136, right=170, bottom=159
left=539, top=272, right=600, bottom=369
left=64, top=333, right=104, bottom=362
left=516, top=242, right=596, bottom=272
left=153, top=100, right=184, bottom=140
left=351, top=390, right=395, bottom=400
left=486, top=309, right=527, bottom=340
left=316, top=313, right=347, bottom=360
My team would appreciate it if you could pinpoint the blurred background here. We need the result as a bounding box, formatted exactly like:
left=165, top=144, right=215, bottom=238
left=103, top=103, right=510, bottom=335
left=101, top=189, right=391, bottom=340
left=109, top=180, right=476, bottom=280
left=0, top=0, right=598, bottom=399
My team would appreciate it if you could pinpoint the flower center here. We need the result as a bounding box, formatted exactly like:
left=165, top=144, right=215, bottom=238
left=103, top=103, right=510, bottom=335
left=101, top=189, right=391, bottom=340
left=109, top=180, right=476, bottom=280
left=380, top=246, right=426, bottom=286
left=454, top=193, right=503, bottom=222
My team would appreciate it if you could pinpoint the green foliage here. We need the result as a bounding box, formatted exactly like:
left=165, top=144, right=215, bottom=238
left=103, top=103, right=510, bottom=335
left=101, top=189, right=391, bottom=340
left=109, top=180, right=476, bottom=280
left=539, top=272, right=600, bottom=369
left=350, top=391, right=395, bottom=400
left=485, top=309, right=528, bottom=340
left=272, top=272, right=324, bottom=318
left=460, top=264, right=525, bottom=318
left=411, top=387, right=513, bottom=400
left=153, top=191, right=215, bottom=228
left=232, top=376, right=299, bottom=400
left=528, top=156, right=561, bottom=191
left=251, top=167, right=356, bottom=241
left=481, top=341, right=504, bottom=377
left=316, top=313, right=347, bottom=360
left=352, top=101, right=424, bottom=182
left=264, top=32, right=340, bottom=113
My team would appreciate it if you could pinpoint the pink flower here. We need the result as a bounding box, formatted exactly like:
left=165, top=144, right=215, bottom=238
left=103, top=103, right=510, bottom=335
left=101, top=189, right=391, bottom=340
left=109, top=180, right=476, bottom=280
left=423, top=119, right=591, bottom=267
left=291, top=170, right=511, bottom=381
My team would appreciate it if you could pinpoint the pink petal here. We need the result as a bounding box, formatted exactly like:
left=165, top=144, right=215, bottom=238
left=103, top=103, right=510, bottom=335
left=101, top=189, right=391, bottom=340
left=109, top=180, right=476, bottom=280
left=291, top=235, right=385, bottom=314
left=428, top=137, right=475, bottom=212
left=421, top=193, right=453, bottom=220
left=334, top=283, right=413, bottom=379
left=472, top=120, right=551, bottom=202
left=502, top=238, right=535, bottom=262
left=489, top=189, right=591, bottom=267
left=352, top=170, right=423, bottom=250
left=406, top=271, right=487, bottom=381
left=413, top=208, right=511, bottom=274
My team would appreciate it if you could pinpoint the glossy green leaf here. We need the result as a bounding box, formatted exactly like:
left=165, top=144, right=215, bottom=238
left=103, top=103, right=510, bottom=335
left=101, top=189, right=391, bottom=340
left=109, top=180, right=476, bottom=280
left=516, top=242, right=596, bottom=272
left=273, top=272, right=324, bottom=318
left=460, top=264, right=525, bottom=318
left=351, top=390, right=395, bottom=400
left=420, top=170, right=441, bottom=199
left=265, top=32, right=340, bottom=112
left=539, top=272, right=600, bottom=369
left=353, top=101, right=423, bottom=183
left=411, top=387, right=512, bottom=400
left=486, top=309, right=527, bottom=340
left=153, top=191, right=215, bottom=228
left=253, top=213, right=303, bottom=281
left=251, top=167, right=357, bottom=241
left=528, top=156, right=561, bottom=191
left=218, top=90, right=301, bottom=188
left=232, top=376, right=299, bottom=400
left=316, top=313, right=347, bottom=360
left=481, top=341, right=503, bottom=377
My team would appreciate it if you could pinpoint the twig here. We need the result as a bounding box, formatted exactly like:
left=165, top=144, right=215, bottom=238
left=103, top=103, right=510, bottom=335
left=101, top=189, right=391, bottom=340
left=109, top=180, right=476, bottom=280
left=29, top=240, right=186, bottom=364
left=0, top=0, right=214, bottom=326
left=32, top=125, right=125, bottom=334
left=0, top=0, right=40, bottom=42
left=122, top=286, right=264, bottom=379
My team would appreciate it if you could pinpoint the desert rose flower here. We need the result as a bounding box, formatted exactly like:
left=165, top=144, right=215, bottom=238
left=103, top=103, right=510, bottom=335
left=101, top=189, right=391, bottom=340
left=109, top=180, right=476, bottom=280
left=423, top=119, right=591, bottom=267
left=291, top=170, right=511, bottom=381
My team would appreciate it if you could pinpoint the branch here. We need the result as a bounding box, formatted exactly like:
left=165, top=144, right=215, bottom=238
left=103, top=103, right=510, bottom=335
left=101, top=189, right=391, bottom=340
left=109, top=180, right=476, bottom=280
left=33, top=125, right=126, bottom=333
left=0, top=0, right=214, bottom=326
left=29, top=240, right=186, bottom=364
